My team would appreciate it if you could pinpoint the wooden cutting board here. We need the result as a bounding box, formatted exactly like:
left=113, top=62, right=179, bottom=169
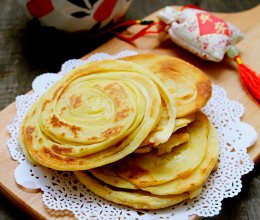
left=0, top=5, right=259, bottom=220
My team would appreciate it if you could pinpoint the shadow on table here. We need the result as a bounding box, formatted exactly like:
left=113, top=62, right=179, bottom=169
left=22, top=19, right=116, bottom=73
left=0, top=193, right=34, bottom=220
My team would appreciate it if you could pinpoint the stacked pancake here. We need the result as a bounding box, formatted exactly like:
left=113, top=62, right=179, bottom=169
left=19, top=54, right=219, bottom=210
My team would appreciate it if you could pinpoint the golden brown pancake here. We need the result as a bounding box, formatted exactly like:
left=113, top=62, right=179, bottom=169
left=122, top=54, right=212, bottom=117
left=89, top=130, right=189, bottom=189
left=18, top=52, right=218, bottom=211
left=116, top=112, right=209, bottom=188
left=141, top=122, right=219, bottom=195
left=83, top=117, right=219, bottom=199
left=74, top=170, right=202, bottom=210
left=19, top=60, right=176, bottom=171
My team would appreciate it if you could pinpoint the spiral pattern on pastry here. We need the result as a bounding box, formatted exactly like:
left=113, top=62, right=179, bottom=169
left=19, top=60, right=175, bottom=171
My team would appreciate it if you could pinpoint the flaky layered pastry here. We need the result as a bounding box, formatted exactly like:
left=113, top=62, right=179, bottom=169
left=74, top=170, right=202, bottom=210
left=141, top=122, right=219, bottom=195
left=75, top=113, right=219, bottom=209
left=19, top=60, right=176, bottom=171
left=19, top=53, right=218, bottom=211
left=117, top=112, right=209, bottom=188
left=87, top=112, right=210, bottom=188
left=122, top=54, right=212, bottom=117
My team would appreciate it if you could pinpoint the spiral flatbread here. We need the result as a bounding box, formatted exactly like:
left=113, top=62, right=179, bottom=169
left=19, top=60, right=175, bottom=171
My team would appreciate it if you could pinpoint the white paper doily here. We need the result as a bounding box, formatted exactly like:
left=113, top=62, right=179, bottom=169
left=7, top=51, right=257, bottom=220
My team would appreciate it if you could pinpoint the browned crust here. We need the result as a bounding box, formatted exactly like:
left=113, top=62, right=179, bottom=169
left=52, top=86, right=64, bottom=100
left=41, top=99, right=51, bottom=111
left=115, top=107, right=131, bottom=121
left=117, top=159, right=149, bottom=181
left=101, top=126, right=122, bottom=138
left=69, top=95, right=82, bottom=108
left=25, top=126, right=35, bottom=146
left=52, top=144, right=73, bottom=154
left=49, top=114, right=81, bottom=136
left=42, top=147, right=75, bottom=162
left=122, top=54, right=212, bottom=117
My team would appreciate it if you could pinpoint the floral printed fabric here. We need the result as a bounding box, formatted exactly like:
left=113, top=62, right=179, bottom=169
left=159, top=7, right=244, bottom=61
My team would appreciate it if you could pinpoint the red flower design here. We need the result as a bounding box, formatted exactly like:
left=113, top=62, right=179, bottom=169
left=27, top=0, right=54, bottom=18
left=93, top=0, right=117, bottom=22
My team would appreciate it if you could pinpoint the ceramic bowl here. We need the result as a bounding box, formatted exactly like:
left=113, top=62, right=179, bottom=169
left=17, top=0, right=133, bottom=32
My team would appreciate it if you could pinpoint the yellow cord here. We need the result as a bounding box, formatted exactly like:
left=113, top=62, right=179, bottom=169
left=235, top=56, right=243, bottom=65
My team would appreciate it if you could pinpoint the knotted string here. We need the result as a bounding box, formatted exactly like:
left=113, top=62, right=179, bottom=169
left=95, top=19, right=167, bottom=43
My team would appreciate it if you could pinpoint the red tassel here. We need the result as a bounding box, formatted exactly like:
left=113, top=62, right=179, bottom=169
left=235, top=56, right=260, bottom=105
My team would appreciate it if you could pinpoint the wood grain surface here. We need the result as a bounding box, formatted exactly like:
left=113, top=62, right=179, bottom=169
left=0, top=0, right=260, bottom=220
